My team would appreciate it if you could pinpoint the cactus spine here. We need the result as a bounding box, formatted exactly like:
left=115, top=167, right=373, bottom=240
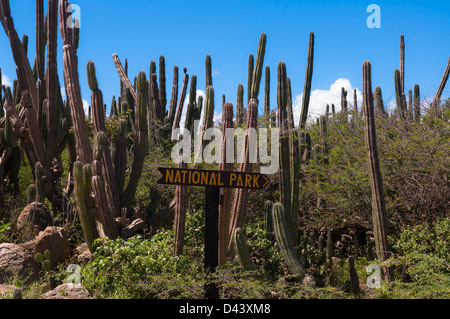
left=362, top=61, right=392, bottom=282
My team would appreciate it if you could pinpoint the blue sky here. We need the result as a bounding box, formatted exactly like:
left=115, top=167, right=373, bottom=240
left=1, top=0, right=449, bottom=122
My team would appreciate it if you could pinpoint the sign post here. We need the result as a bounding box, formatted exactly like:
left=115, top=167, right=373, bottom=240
left=157, top=167, right=270, bottom=298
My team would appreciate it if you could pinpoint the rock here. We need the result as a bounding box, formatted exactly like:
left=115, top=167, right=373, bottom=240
left=43, top=283, right=91, bottom=299
left=0, top=284, right=23, bottom=299
left=31, top=227, right=70, bottom=268
left=16, top=202, right=52, bottom=240
left=0, top=243, right=40, bottom=284
left=75, top=243, right=92, bottom=264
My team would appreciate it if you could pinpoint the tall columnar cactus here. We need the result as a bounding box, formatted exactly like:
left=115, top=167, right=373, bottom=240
left=249, top=33, right=267, bottom=102
left=299, top=32, right=314, bottom=130
left=218, top=102, right=234, bottom=266
left=272, top=202, right=305, bottom=279
left=264, top=200, right=274, bottom=239
left=394, top=69, right=407, bottom=120
left=236, top=84, right=245, bottom=127
left=205, top=55, right=213, bottom=89
left=228, top=99, right=258, bottom=253
left=87, top=60, right=120, bottom=218
left=35, top=162, right=44, bottom=203
left=374, top=86, right=386, bottom=117
left=197, top=85, right=215, bottom=162
left=114, top=119, right=128, bottom=194
left=168, top=66, right=179, bottom=126
left=59, top=0, right=93, bottom=165
left=159, top=55, right=167, bottom=117
left=247, top=54, right=254, bottom=104
left=348, top=256, right=361, bottom=297
left=407, top=89, right=414, bottom=121
left=326, top=229, right=333, bottom=268
left=172, top=68, right=189, bottom=139
left=92, top=132, right=119, bottom=239
left=362, top=61, right=392, bottom=282
left=173, top=89, right=198, bottom=255
left=173, top=159, right=188, bottom=256
left=121, top=71, right=148, bottom=208
left=432, top=54, right=450, bottom=114
left=341, top=87, right=348, bottom=123
left=232, top=227, right=255, bottom=270
left=186, top=75, right=197, bottom=140
left=264, top=66, right=270, bottom=126
left=399, top=35, right=405, bottom=94
left=73, top=161, right=98, bottom=251
left=277, top=62, right=293, bottom=244
left=413, top=84, right=420, bottom=122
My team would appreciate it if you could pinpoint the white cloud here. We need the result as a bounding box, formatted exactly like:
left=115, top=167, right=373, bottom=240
left=1, top=74, right=12, bottom=88
left=82, top=99, right=90, bottom=116
left=293, top=78, right=362, bottom=124
left=61, top=87, right=67, bottom=100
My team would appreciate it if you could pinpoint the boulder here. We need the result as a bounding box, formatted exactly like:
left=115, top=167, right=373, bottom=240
left=16, top=202, right=52, bottom=239
left=0, top=284, right=23, bottom=299
left=0, top=243, right=40, bottom=284
left=43, top=283, right=91, bottom=299
left=30, top=227, right=70, bottom=268
left=75, top=243, right=92, bottom=264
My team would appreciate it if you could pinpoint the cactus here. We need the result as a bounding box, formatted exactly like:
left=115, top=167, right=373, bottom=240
left=249, top=33, right=267, bottom=102
left=374, top=86, right=386, bottom=116
left=73, top=161, right=99, bottom=251
left=432, top=55, right=450, bottom=115
left=399, top=35, right=405, bottom=94
left=205, top=55, right=213, bottom=89
left=114, top=119, right=128, bottom=194
left=27, top=184, right=37, bottom=204
left=277, top=62, right=294, bottom=244
left=35, top=162, right=44, bottom=203
left=326, top=229, right=333, bottom=268
left=91, top=132, right=119, bottom=239
left=121, top=71, right=148, bottom=208
left=299, top=32, right=314, bottom=129
left=272, top=203, right=305, bottom=279
left=236, top=84, right=245, bottom=127
left=264, top=66, right=270, bottom=126
left=394, top=69, right=407, bottom=120
left=348, top=256, right=361, bottom=297
left=413, top=84, right=420, bottom=122
left=172, top=68, right=189, bottom=139
left=159, top=55, right=167, bottom=117
left=232, top=228, right=255, bottom=270
left=218, top=102, right=234, bottom=266
left=168, top=66, right=179, bottom=126
left=362, top=61, right=393, bottom=282
left=35, top=250, right=51, bottom=272
left=264, top=200, right=273, bottom=239
left=341, top=87, right=348, bottom=123
left=247, top=54, right=254, bottom=104
left=196, top=85, right=215, bottom=162
left=228, top=99, right=258, bottom=253
left=88, top=60, right=120, bottom=218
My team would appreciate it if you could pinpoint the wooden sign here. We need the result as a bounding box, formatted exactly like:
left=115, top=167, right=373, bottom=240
left=157, top=167, right=270, bottom=190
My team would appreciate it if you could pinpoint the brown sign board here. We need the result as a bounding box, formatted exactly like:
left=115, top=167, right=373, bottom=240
left=157, top=167, right=270, bottom=190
